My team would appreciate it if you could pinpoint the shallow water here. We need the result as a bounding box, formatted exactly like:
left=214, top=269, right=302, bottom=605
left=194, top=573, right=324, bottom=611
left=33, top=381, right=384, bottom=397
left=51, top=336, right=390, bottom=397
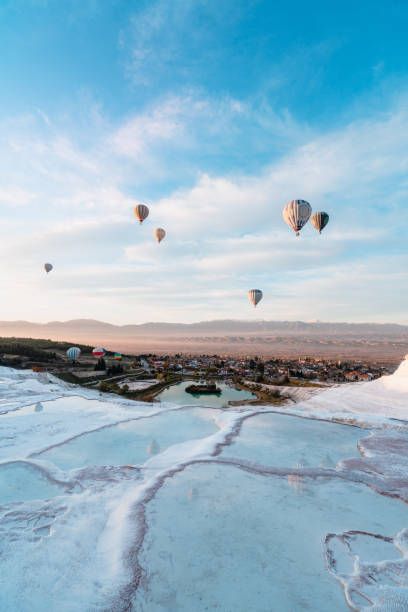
left=38, top=407, right=220, bottom=470
left=134, top=462, right=408, bottom=612
left=0, top=461, right=65, bottom=504
left=221, top=411, right=363, bottom=468
left=157, top=381, right=256, bottom=407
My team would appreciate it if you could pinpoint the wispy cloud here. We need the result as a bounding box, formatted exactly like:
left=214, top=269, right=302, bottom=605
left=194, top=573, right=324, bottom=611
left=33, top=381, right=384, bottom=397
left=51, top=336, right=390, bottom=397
left=111, top=96, right=188, bottom=158
left=122, top=0, right=223, bottom=85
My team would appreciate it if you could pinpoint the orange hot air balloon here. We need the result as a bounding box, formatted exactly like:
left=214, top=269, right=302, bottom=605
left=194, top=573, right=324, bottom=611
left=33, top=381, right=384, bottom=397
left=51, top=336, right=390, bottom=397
left=154, top=228, right=166, bottom=243
left=248, top=289, right=263, bottom=307
left=134, top=204, right=149, bottom=224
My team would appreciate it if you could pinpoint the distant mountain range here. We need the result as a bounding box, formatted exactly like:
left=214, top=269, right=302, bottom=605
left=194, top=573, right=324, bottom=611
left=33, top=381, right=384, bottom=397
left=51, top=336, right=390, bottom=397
left=0, top=319, right=406, bottom=362
left=0, top=318, right=407, bottom=338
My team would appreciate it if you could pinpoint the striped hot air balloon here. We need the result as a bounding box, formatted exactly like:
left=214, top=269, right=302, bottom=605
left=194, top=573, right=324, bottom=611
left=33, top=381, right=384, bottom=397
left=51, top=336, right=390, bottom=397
left=282, top=200, right=312, bottom=236
left=114, top=352, right=122, bottom=360
left=134, top=204, right=149, bottom=224
left=310, top=212, right=329, bottom=234
left=66, top=347, right=81, bottom=361
left=154, top=228, right=166, bottom=243
left=92, top=347, right=106, bottom=358
left=44, top=263, right=53, bottom=274
left=248, top=289, right=263, bottom=308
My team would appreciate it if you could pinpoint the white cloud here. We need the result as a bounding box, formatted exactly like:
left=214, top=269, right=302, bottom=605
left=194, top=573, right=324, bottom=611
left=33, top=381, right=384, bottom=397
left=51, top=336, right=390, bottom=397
left=111, top=97, right=185, bottom=157
left=0, top=92, right=408, bottom=323
left=0, top=187, right=37, bottom=207
left=151, top=100, right=408, bottom=241
left=109, top=93, right=262, bottom=162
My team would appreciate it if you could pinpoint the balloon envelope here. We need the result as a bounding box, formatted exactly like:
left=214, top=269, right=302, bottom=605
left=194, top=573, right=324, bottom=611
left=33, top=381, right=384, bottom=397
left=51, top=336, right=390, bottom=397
left=92, top=347, right=105, bottom=357
left=44, top=263, right=53, bottom=274
left=248, top=289, right=263, bottom=307
left=311, top=212, right=329, bottom=234
left=154, top=228, right=166, bottom=243
left=114, top=352, right=122, bottom=360
left=282, top=200, right=312, bottom=236
left=134, top=204, right=149, bottom=224
left=66, top=347, right=81, bottom=360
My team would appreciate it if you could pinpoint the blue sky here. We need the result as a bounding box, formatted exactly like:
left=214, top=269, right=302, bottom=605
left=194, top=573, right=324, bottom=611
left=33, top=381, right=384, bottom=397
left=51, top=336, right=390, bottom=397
left=0, top=0, right=407, bottom=324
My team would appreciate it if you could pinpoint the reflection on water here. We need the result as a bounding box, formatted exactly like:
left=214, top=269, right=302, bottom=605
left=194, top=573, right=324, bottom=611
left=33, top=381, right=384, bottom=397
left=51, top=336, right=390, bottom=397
left=157, top=381, right=256, bottom=407
left=147, top=439, right=160, bottom=455
left=187, top=487, right=199, bottom=501
left=288, top=462, right=304, bottom=495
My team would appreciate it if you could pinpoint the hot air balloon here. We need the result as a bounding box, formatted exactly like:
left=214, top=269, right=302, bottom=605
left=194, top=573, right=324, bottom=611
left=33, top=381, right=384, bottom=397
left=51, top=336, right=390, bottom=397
left=310, top=212, right=329, bottom=234
left=134, top=204, right=149, bottom=224
left=248, top=289, right=263, bottom=308
left=44, top=263, right=53, bottom=274
left=282, top=200, right=312, bottom=236
left=66, top=347, right=81, bottom=361
left=92, top=348, right=106, bottom=358
left=114, top=352, right=122, bottom=360
left=154, top=228, right=166, bottom=243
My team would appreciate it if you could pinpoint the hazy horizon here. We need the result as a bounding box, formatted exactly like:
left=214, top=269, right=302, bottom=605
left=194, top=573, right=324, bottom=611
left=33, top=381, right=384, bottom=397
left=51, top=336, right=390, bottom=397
left=0, top=317, right=406, bottom=362
left=1, top=315, right=408, bottom=327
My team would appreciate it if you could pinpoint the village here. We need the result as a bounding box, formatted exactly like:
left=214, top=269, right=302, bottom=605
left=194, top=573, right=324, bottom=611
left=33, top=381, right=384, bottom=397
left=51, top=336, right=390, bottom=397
left=142, top=353, right=393, bottom=384
left=0, top=337, right=396, bottom=404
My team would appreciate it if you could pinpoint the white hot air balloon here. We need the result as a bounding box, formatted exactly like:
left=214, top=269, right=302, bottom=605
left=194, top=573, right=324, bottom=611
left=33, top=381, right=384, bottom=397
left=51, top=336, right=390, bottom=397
left=248, top=289, right=263, bottom=308
left=282, top=200, right=312, bottom=236
left=44, top=263, right=53, bottom=274
left=154, top=228, right=166, bottom=243
left=134, top=204, right=149, bottom=224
